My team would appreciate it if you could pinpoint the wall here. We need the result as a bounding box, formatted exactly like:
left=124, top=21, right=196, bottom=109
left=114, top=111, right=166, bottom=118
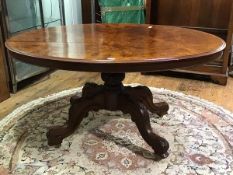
left=64, top=0, right=83, bottom=24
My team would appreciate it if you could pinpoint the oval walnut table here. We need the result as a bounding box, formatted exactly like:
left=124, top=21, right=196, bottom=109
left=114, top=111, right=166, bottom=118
left=6, top=24, right=226, bottom=159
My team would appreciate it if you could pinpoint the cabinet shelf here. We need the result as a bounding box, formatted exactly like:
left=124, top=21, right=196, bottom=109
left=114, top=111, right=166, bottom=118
left=9, top=17, right=62, bottom=35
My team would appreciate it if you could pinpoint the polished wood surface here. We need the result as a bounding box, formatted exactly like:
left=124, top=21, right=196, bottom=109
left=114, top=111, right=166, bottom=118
left=0, top=30, right=10, bottom=102
left=145, top=0, right=152, bottom=24
left=0, top=48, right=10, bottom=102
left=152, top=0, right=232, bottom=29
left=4, top=24, right=227, bottom=158
left=81, top=0, right=93, bottom=24
left=150, top=0, right=233, bottom=85
left=6, top=24, right=225, bottom=72
left=224, top=1, right=233, bottom=72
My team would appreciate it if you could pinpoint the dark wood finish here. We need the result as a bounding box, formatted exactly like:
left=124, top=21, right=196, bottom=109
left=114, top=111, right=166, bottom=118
left=6, top=24, right=225, bottom=73
left=227, top=1, right=233, bottom=74
left=81, top=0, right=93, bottom=24
left=47, top=73, right=169, bottom=158
left=150, top=0, right=233, bottom=85
left=152, top=0, right=232, bottom=29
left=86, top=0, right=232, bottom=84
left=0, top=53, right=9, bottom=102
left=94, top=0, right=102, bottom=23
left=6, top=24, right=225, bottom=158
left=145, top=0, right=152, bottom=24
left=0, top=29, right=10, bottom=102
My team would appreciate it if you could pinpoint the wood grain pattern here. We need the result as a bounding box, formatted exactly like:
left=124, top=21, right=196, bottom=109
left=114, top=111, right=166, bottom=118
left=149, top=0, right=233, bottom=85
left=47, top=73, right=170, bottom=158
left=81, top=0, right=93, bottom=24
left=0, top=37, right=10, bottom=102
left=0, top=55, right=9, bottom=102
left=223, top=1, right=233, bottom=72
left=5, top=24, right=226, bottom=158
left=145, top=0, right=152, bottom=24
left=6, top=24, right=225, bottom=72
left=153, top=0, right=232, bottom=29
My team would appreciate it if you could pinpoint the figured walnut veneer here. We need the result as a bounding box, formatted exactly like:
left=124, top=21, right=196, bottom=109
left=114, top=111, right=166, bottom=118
left=6, top=24, right=225, bottom=73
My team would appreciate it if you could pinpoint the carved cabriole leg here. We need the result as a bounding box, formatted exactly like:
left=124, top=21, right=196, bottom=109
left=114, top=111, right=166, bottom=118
left=118, top=93, right=169, bottom=158
left=47, top=73, right=170, bottom=158
left=125, top=86, right=169, bottom=117
left=47, top=83, right=105, bottom=146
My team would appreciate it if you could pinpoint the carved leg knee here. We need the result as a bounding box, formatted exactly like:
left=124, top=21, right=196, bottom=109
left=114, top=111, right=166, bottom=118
left=125, top=86, right=169, bottom=117
left=118, top=94, right=169, bottom=158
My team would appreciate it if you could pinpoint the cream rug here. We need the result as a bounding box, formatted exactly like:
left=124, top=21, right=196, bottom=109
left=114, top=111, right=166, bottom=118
left=0, top=86, right=233, bottom=175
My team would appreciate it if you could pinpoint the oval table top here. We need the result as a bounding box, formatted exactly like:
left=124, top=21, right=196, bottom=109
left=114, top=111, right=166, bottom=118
left=6, top=24, right=226, bottom=72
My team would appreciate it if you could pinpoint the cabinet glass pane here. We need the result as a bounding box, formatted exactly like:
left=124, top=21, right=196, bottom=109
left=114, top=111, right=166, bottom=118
left=41, top=0, right=62, bottom=27
left=6, top=0, right=42, bottom=34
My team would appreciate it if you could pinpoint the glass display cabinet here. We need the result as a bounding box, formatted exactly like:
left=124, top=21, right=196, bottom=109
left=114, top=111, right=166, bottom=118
left=0, top=0, right=65, bottom=92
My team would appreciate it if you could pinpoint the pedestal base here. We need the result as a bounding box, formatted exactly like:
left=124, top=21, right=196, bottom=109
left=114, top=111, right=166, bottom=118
left=47, top=73, right=170, bottom=158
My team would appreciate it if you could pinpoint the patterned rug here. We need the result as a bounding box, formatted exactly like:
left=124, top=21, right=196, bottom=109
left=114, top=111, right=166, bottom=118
left=0, top=85, right=233, bottom=175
